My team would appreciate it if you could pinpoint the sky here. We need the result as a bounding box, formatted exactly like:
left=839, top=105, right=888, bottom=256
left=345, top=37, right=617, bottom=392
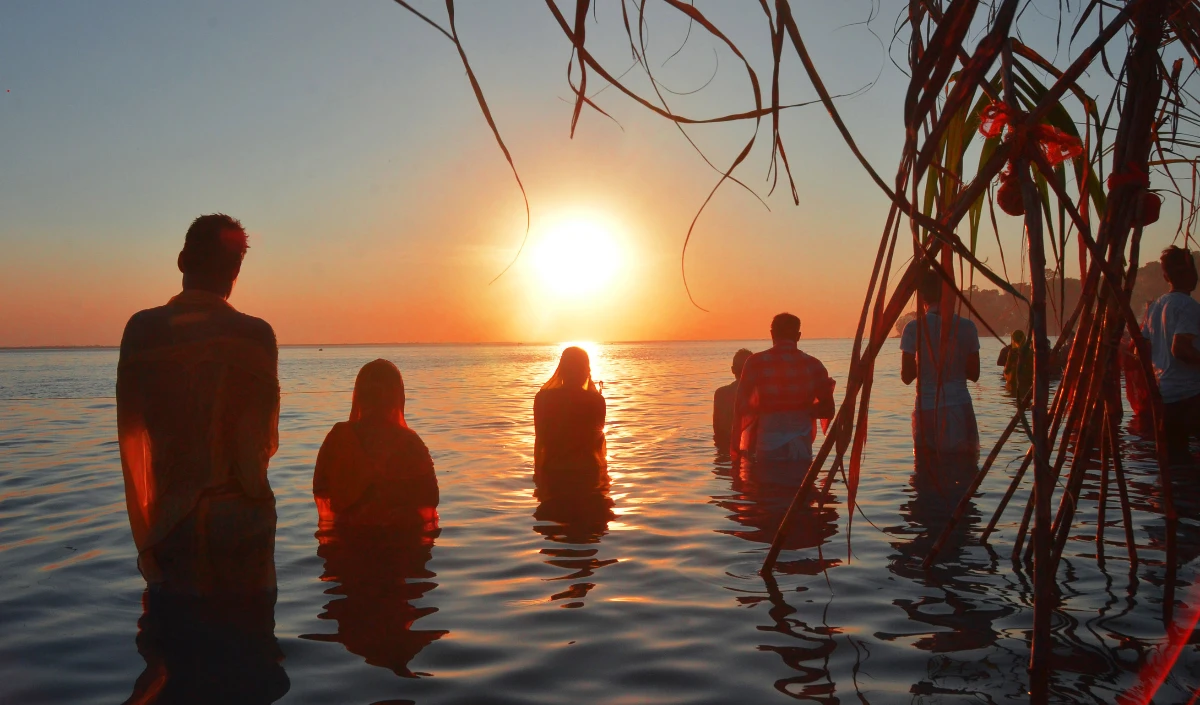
left=0, top=1, right=1190, bottom=346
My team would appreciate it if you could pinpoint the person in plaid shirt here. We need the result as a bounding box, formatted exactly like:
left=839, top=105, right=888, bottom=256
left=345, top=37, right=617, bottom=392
left=730, top=313, right=835, bottom=464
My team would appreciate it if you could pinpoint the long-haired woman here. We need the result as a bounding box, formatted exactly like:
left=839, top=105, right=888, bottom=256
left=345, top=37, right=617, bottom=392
left=533, top=346, right=607, bottom=494
left=313, top=359, right=438, bottom=532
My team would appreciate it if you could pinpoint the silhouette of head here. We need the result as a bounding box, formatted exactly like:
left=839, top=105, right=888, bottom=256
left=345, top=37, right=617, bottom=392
left=1161, top=246, right=1198, bottom=294
left=1011, top=329, right=1026, bottom=346
left=350, top=359, right=406, bottom=425
left=731, top=348, right=753, bottom=379
left=917, top=267, right=943, bottom=306
left=177, top=213, right=248, bottom=298
left=770, top=313, right=801, bottom=343
left=555, top=346, right=592, bottom=389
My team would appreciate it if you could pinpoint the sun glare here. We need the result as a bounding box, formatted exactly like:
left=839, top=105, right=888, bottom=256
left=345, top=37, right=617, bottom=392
left=532, top=218, right=621, bottom=297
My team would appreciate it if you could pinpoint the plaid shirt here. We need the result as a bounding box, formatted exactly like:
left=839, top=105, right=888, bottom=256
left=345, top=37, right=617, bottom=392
left=736, top=342, right=831, bottom=415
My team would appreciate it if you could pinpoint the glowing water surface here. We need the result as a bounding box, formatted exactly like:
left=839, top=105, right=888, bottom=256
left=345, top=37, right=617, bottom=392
left=1, top=340, right=1197, bottom=703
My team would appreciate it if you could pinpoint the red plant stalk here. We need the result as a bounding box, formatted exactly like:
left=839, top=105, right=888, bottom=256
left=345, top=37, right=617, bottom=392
left=982, top=448, right=1033, bottom=543
left=1020, top=297, right=1108, bottom=563
left=1004, top=36, right=1054, bottom=691
left=1048, top=317, right=1120, bottom=569
left=1095, top=429, right=1110, bottom=568
left=1108, top=423, right=1139, bottom=573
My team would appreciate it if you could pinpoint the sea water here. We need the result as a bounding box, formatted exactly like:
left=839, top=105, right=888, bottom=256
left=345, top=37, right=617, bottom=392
left=0, top=340, right=1196, bottom=704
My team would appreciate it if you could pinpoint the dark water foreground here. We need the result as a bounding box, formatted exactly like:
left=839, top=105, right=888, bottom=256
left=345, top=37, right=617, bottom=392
left=1, top=340, right=1197, bottom=704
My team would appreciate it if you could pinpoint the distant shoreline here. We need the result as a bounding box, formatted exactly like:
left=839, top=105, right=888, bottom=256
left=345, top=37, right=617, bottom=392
left=0, top=337, right=884, bottom=352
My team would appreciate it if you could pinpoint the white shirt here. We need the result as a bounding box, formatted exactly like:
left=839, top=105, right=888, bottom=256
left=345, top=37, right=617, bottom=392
left=1141, top=292, right=1200, bottom=404
left=756, top=410, right=813, bottom=458
left=900, top=307, right=980, bottom=410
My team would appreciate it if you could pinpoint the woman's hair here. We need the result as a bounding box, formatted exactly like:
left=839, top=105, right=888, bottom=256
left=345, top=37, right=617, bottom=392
left=541, top=346, right=597, bottom=392
left=1011, top=329, right=1026, bottom=345
left=350, top=358, right=407, bottom=425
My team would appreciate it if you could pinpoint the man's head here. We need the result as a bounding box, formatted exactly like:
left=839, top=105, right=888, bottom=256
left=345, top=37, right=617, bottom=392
left=731, top=348, right=753, bottom=379
left=177, top=214, right=248, bottom=298
left=917, top=267, right=944, bottom=306
left=1161, top=245, right=1198, bottom=293
left=1011, top=329, right=1026, bottom=346
left=770, top=313, right=801, bottom=344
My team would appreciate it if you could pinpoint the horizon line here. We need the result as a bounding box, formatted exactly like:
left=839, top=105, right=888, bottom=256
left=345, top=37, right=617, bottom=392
left=0, top=335, right=906, bottom=352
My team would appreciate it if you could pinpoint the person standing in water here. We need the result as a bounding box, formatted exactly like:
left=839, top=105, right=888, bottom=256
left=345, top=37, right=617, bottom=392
left=996, top=329, right=1032, bottom=393
left=116, top=213, right=280, bottom=596
left=313, top=359, right=439, bottom=532
left=731, top=314, right=835, bottom=466
left=899, top=268, right=981, bottom=456
left=1141, top=246, right=1200, bottom=464
left=713, top=348, right=753, bottom=451
left=533, top=346, right=607, bottom=492
left=531, top=346, right=615, bottom=607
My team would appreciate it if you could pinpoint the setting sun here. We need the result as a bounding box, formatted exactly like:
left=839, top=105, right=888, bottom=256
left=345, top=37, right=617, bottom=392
left=532, top=218, right=621, bottom=297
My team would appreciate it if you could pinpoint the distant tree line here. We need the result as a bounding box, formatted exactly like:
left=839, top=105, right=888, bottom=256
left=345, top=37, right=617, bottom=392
left=894, top=253, right=1197, bottom=338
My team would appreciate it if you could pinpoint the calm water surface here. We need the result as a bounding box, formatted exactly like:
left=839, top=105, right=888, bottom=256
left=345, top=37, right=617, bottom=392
left=1, top=340, right=1198, bottom=704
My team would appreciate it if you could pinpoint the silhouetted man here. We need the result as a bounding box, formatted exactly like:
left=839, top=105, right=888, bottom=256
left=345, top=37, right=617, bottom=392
left=900, top=268, right=981, bottom=456
left=714, top=348, right=753, bottom=449
left=1142, top=246, right=1200, bottom=464
left=731, top=314, right=835, bottom=466
left=117, top=214, right=280, bottom=596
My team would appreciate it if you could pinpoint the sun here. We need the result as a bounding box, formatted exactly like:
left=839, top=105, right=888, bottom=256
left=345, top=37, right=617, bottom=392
left=532, top=218, right=621, bottom=297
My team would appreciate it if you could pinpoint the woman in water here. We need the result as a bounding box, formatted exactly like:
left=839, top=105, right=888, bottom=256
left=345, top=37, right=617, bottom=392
left=532, top=347, right=614, bottom=587
left=997, top=329, right=1033, bottom=394
left=313, top=359, right=438, bottom=532
left=533, top=346, right=607, bottom=493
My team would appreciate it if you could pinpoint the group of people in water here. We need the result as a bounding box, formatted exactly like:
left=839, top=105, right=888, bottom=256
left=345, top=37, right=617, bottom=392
left=114, top=214, right=622, bottom=609
left=113, top=213, right=994, bottom=613
left=982, top=244, right=1200, bottom=468
left=713, top=268, right=984, bottom=461
left=113, top=215, right=1200, bottom=698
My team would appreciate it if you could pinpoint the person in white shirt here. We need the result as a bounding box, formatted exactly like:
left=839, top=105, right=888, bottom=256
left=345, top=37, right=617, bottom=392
left=1141, top=246, right=1200, bottom=464
left=900, top=268, right=981, bottom=456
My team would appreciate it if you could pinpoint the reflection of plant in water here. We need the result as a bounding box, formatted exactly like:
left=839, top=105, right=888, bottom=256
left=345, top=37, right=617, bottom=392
left=711, top=456, right=848, bottom=697
left=883, top=455, right=1024, bottom=701
left=754, top=571, right=843, bottom=702
left=397, top=0, right=1200, bottom=699
left=711, top=458, right=840, bottom=574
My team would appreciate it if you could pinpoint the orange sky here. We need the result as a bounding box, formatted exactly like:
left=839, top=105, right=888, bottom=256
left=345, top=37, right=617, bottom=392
left=0, top=118, right=898, bottom=346
left=0, top=2, right=1186, bottom=347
